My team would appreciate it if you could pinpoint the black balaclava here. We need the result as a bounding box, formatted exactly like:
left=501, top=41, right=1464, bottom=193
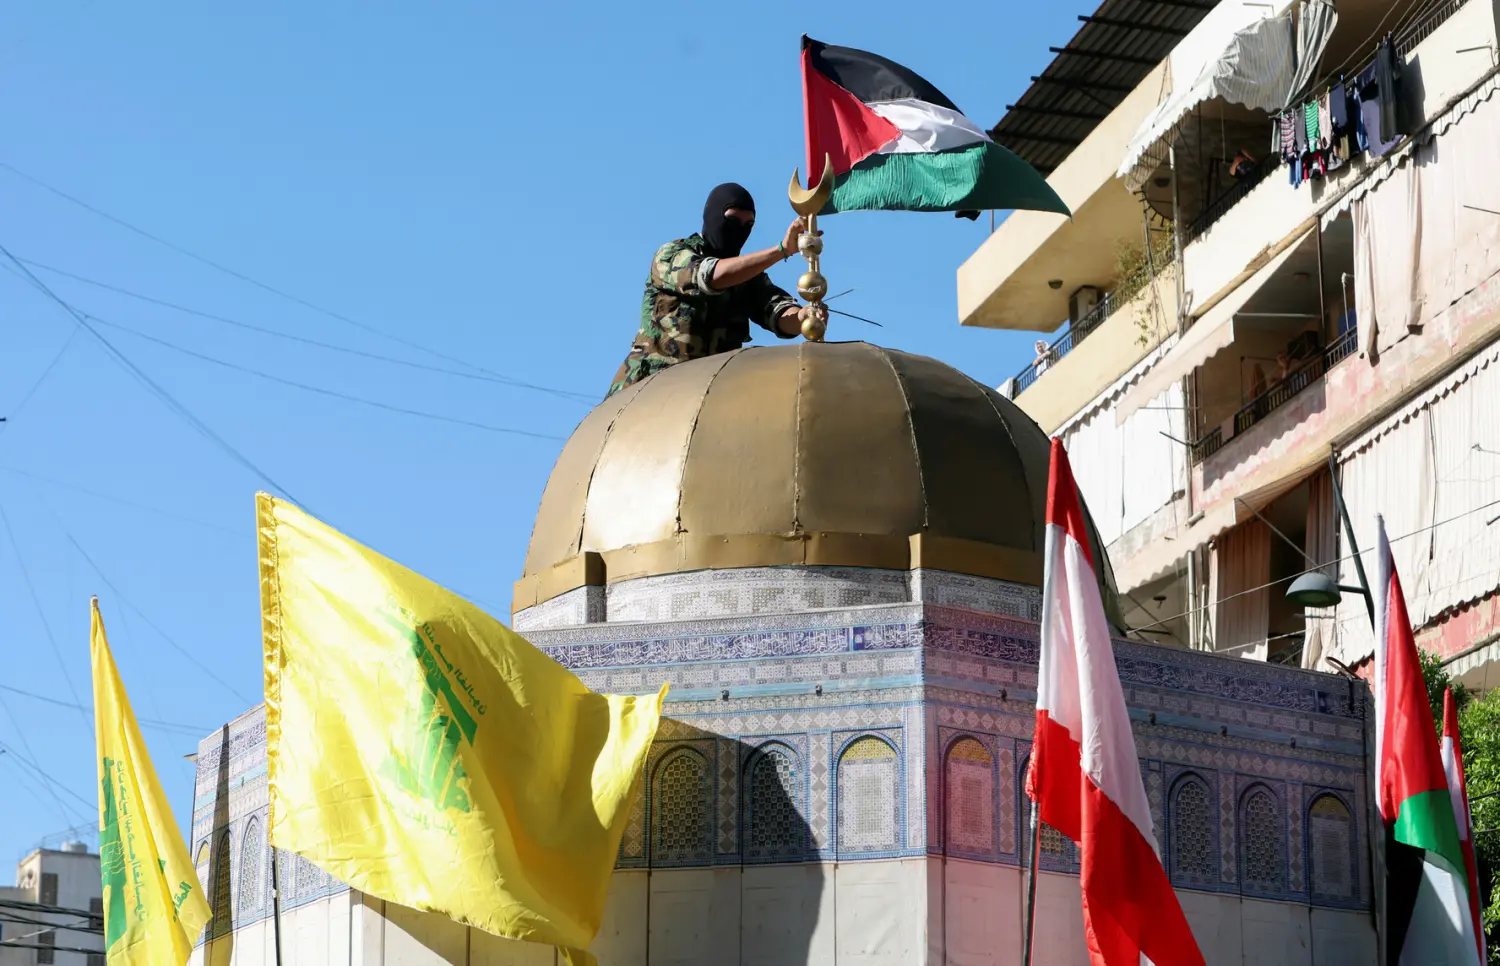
left=702, top=182, right=756, bottom=257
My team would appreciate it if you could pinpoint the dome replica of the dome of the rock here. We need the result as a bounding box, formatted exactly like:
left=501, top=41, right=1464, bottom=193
left=513, top=341, right=1123, bottom=629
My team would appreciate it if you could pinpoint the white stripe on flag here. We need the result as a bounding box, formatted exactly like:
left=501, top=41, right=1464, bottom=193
left=1043, top=520, right=1158, bottom=852
left=867, top=98, right=992, bottom=155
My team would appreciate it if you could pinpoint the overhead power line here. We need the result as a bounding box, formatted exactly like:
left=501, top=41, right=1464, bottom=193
left=0, top=683, right=208, bottom=737
left=0, top=464, right=239, bottom=536
left=48, top=508, right=254, bottom=706
left=87, top=313, right=566, bottom=442
left=0, top=739, right=95, bottom=814
left=0, top=244, right=302, bottom=504
left=0, top=160, right=589, bottom=400
left=1133, top=494, right=1500, bottom=636
left=21, top=256, right=596, bottom=404
left=0, top=501, right=87, bottom=728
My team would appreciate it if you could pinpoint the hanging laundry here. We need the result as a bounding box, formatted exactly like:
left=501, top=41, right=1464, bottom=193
left=1357, top=63, right=1401, bottom=157
left=1376, top=34, right=1406, bottom=141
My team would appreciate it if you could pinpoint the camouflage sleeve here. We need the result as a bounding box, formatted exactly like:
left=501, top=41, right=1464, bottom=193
left=747, top=274, right=801, bottom=339
left=650, top=240, right=719, bottom=296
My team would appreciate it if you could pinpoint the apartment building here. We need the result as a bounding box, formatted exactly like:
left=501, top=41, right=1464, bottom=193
left=0, top=845, right=103, bottom=966
left=962, top=0, right=1500, bottom=684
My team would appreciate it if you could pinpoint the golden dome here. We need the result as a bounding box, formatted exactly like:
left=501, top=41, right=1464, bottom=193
left=514, top=341, right=1120, bottom=619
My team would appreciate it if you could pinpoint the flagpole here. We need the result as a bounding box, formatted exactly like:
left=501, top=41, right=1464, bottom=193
left=1022, top=799, right=1042, bottom=966
left=269, top=851, right=285, bottom=966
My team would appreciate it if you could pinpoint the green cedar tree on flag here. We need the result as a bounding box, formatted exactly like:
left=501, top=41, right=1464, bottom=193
left=800, top=36, right=1069, bottom=217
left=1373, top=515, right=1481, bottom=965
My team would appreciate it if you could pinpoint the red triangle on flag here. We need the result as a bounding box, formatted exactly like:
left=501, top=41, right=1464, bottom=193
left=802, top=48, right=900, bottom=179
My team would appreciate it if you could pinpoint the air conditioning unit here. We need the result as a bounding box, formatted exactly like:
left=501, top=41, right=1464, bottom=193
left=1068, top=286, right=1101, bottom=325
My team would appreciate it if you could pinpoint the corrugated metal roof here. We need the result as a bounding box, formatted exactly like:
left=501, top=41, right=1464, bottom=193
left=992, top=0, right=1220, bottom=175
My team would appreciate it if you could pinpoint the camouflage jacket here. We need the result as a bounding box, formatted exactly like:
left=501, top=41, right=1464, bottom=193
left=608, top=234, right=799, bottom=396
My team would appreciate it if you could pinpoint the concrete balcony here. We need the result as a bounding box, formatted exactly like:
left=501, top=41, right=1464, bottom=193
left=957, top=64, right=1167, bottom=334
left=1008, top=264, right=1179, bottom=435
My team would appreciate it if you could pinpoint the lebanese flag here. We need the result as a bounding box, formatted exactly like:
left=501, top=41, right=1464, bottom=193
left=1441, top=687, right=1487, bottom=964
left=1373, top=516, right=1481, bottom=964
left=800, top=36, right=1068, bottom=217
left=1025, top=438, right=1203, bottom=966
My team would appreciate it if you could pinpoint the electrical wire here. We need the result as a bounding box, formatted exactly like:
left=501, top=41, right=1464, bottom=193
left=0, top=739, right=94, bottom=815
left=86, top=313, right=567, bottom=442
left=0, top=160, right=578, bottom=396
left=0, top=696, right=76, bottom=822
left=1132, top=494, right=1500, bottom=635
left=0, top=243, right=303, bottom=505
left=20, top=256, right=596, bottom=403
left=0, top=501, right=88, bottom=728
left=0, top=683, right=208, bottom=737
left=45, top=506, right=253, bottom=706
left=0, top=464, right=239, bottom=536
left=2, top=328, right=79, bottom=424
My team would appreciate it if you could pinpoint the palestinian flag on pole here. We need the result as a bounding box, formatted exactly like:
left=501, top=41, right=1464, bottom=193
left=1441, top=687, right=1487, bottom=964
left=1374, top=516, right=1482, bottom=965
left=801, top=36, right=1069, bottom=217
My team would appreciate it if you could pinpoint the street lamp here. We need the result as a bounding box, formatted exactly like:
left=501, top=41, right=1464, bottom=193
left=1285, top=571, right=1369, bottom=609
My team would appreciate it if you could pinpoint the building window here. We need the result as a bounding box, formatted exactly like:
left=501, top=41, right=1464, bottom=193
left=1039, top=822, right=1068, bottom=858
left=37, top=930, right=55, bottom=964
left=210, top=832, right=233, bottom=936
left=1309, top=794, right=1355, bottom=901
left=837, top=736, right=899, bottom=853
left=945, top=737, right=995, bottom=855
left=39, top=872, right=58, bottom=906
left=89, top=896, right=102, bottom=916
left=1240, top=786, right=1285, bottom=894
left=1169, top=776, right=1216, bottom=887
left=652, top=749, right=712, bottom=865
left=238, top=816, right=264, bottom=920
left=88, top=956, right=106, bottom=966
left=746, top=746, right=802, bottom=859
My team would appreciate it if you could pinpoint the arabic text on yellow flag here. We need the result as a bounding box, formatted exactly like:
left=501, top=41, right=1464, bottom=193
left=258, top=493, right=665, bottom=962
left=91, top=599, right=211, bottom=966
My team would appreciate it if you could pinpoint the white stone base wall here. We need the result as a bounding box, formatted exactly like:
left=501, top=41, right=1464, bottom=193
left=189, top=861, right=1375, bottom=966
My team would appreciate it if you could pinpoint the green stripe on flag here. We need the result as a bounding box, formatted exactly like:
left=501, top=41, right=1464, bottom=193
left=826, top=142, right=1069, bottom=216
left=1394, top=787, right=1469, bottom=883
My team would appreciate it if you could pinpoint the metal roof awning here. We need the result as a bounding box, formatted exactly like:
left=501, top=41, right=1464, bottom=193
left=991, top=0, right=1221, bottom=177
left=1117, top=0, right=1304, bottom=190
left=1116, top=228, right=1311, bottom=424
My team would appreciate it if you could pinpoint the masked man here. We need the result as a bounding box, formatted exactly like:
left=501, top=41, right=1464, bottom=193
left=607, top=183, right=827, bottom=396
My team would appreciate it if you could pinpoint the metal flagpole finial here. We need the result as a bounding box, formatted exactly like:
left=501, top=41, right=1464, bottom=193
left=788, top=154, right=835, bottom=342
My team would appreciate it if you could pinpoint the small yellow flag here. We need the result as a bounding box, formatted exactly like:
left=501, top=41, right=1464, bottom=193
left=90, top=599, right=211, bottom=966
left=258, top=494, right=665, bottom=964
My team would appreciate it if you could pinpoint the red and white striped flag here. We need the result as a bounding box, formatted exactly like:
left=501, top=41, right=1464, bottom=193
left=1025, top=438, right=1203, bottom=965
left=1441, top=686, right=1487, bottom=963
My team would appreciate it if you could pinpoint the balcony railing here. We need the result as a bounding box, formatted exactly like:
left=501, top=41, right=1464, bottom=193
left=1396, top=0, right=1466, bottom=55
left=1190, top=326, right=1358, bottom=463
left=1186, top=153, right=1280, bottom=244
left=1012, top=268, right=1165, bottom=395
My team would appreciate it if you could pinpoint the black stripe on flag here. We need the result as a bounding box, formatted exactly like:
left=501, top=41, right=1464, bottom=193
left=802, top=36, right=960, bottom=112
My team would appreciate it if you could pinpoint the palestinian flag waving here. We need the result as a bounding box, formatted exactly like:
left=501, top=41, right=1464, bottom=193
left=1374, top=515, right=1482, bottom=965
left=801, top=36, right=1068, bottom=217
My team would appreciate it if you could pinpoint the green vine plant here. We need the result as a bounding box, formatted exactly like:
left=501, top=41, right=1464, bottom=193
left=1115, top=223, right=1176, bottom=348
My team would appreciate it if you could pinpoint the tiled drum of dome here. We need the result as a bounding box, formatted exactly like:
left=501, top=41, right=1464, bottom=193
left=653, top=750, right=713, bottom=866
left=945, top=738, right=994, bottom=856
left=1169, top=778, right=1216, bottom=888
left=838, top=737, right=898, bottom=853
left=1241, top=788, right=1285, bottom=894
left=1308, top=795, right=1354, bottom=902
left=747, top=749, right=802, bottom=859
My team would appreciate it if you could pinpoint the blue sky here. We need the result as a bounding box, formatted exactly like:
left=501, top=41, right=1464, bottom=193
left=0, top=0, right=1087, bottom=863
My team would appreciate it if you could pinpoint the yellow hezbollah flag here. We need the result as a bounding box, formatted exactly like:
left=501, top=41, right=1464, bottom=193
left=90, top=599, right=211, bottom=966
left=258, top=493, right=665, bottom=963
